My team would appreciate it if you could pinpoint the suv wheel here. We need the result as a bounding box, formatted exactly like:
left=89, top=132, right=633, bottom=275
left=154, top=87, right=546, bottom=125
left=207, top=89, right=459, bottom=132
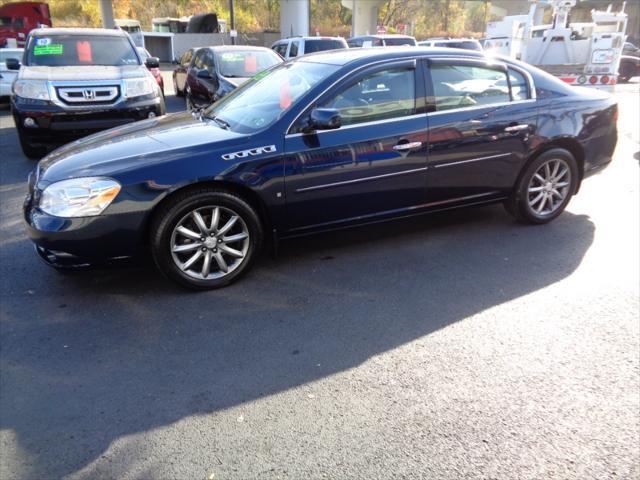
left=151, top=189, right=263, bottom=289
left=505, top=148, right=578, bottom=224
left=17, top=128, right=46, bottom=160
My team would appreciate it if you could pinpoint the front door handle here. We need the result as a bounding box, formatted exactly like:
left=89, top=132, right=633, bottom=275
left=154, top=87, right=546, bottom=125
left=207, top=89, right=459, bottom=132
left=393, top=141, right=422, bottom=151
left=504, top=124, right=529, bottom=133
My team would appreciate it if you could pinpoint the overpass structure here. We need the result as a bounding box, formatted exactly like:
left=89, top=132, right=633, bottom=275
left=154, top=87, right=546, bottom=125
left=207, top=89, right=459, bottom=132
left=99, top=0, right=386, bottom=39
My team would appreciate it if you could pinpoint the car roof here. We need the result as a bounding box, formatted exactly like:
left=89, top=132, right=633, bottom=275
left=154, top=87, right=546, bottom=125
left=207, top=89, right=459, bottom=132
left=200, top=45, right=274, bottom=53
left=349, top=34, right=415, bottom=40
left=277, top=36, right=345, bottom=41
left=298, top=46, right=485, bottom=66
left=30, top=27, right=128, bottom=37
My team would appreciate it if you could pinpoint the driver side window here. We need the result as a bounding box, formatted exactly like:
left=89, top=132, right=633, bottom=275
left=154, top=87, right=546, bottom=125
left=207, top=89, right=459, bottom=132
left=321, top=68, right=416, bottom=126
left=430, top=64, right=511, bottom=111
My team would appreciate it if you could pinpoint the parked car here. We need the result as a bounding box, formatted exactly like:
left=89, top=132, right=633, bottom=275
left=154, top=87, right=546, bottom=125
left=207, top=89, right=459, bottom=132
left=418, top=38, right=482, bottom=51
left=136, top=47, right=164, bottom=95
left=622, top=41, right=639, bottom=57
left=24, top=47, right=618, bottom=289
left=0, top=47, right=23, bottom=100
left=347, top=34, right=417, bottom=47
left=172, top=47, right=196, bottom=96
left=271, top=36, right=348, bottom=59
left=185, top=45, right=282, bottom=110
left=9, top=27, right=165, bottom=159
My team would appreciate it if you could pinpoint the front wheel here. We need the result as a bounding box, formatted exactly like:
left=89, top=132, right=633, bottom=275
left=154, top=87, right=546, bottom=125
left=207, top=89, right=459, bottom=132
left=150, top=189, right=263, bottom=289
left=505, top=148, right=578, bottom=224
left=17, top=128, right=46, bottom=160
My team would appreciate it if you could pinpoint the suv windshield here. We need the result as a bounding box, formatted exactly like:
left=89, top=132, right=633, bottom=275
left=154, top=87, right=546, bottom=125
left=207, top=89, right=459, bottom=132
left=204, top=61, right=339, bottom=134
left=215, top=50, right=281, bottom=78
left=304, top=39, right=345, bottom=53
left=26, top=35, right=139, bottom=67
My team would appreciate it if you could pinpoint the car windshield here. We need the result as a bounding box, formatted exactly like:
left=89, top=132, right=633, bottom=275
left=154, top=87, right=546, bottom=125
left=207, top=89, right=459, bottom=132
left=204, top=60, right=339, bottom=134
left=26, top=35, right=139, bottom=67
left=304, top=39, right=345, bottom=53
left=436, top=41, right=481, bottom=51
left=384, top=37, right=415, bottom=46
left=215, top=50, right=281, bottom=78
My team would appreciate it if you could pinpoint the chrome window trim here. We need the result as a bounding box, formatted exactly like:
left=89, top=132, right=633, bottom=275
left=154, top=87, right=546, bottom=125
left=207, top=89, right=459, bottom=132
left=426, top=98, right=537, bottom=117
left=295, top=166, right=429, bottom=193
left=286, top=112, right=428, bottom=138
left=285, top=54, right=536, bottom=135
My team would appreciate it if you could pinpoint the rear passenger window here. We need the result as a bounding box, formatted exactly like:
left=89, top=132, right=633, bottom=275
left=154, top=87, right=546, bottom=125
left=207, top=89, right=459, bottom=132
left=289, top=41, right=299, bottom=58
left=430, top=64, right=511, bottom=111
left=321, top=68, right=416, bottom=126
left=509, top=68, right=529, bottom=100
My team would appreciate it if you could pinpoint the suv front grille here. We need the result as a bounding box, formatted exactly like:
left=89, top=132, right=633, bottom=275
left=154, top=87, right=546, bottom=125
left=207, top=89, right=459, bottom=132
left=56, top=85, right=120, bottom=105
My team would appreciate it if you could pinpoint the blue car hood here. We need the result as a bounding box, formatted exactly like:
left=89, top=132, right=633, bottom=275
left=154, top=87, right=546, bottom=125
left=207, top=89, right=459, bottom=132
left=38, top=112, right=248, bottom=183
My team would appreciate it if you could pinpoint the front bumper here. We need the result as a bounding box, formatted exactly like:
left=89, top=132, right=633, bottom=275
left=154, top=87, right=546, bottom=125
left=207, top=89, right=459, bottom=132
left=12, top=94, right=165, bottom=146
left=24, top=198, right=148, bottom=267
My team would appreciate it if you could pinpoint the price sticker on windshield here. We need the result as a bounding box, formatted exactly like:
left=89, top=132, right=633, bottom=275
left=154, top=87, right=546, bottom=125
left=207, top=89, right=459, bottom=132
left=34, top=44, right=64, bottom=56
left=35, top=37, right=52, bottom=46
left=221, top=53, right=244, bottom=61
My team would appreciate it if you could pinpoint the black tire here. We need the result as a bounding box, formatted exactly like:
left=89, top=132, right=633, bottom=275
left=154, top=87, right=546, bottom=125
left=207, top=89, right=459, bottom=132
left=17, top=129, right=46, bottom=160
left=505, top=148, right=578, bottom=224
left=174, top=76, right=184, bottom=97
left=618, top=64, right=633, bottom=83
left=150, top=188, right=263, bottom=290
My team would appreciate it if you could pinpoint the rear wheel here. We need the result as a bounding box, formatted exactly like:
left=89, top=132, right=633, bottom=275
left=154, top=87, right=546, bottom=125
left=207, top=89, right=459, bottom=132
left=505, top=148, right=578, bottom=224
left=173, top=76, right=183, bottom=97
left=150, top=189, right=263, bottom=289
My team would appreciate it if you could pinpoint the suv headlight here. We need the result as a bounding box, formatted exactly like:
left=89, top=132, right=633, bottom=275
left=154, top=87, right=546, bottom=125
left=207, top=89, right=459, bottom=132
left=124, top=76, right=156, bottom=98
left=39, top=177, right=121, bottom=217
left=13, top=80, right=50, bottom=100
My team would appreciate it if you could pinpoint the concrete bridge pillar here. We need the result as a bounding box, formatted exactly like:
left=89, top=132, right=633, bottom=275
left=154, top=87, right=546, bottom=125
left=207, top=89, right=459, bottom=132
left=280, top=0, right=310, bottom=37
left=342, top=0, right=386, bottom=36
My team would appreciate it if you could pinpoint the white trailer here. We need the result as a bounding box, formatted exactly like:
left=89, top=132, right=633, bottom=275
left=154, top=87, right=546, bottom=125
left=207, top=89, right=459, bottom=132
left=484, top=0, right=628, bottom=90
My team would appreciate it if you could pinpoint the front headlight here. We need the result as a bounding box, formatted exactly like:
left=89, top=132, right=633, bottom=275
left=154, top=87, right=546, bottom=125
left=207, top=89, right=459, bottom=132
left=39, top=177, right=121, bottom=217
left=13, top=80, right=50, bottom=100
left=124, top=76, right=156, bottom=98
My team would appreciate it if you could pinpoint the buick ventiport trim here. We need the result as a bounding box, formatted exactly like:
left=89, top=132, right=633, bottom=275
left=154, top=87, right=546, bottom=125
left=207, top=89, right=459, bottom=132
left=24, top=47, right=618, bottom=289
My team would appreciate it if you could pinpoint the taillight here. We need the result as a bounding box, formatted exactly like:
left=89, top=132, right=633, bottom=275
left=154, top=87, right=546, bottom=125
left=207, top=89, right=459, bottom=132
left=601, top=75, right=610, bottom=84
left=589, top=75, right=598, bottom=84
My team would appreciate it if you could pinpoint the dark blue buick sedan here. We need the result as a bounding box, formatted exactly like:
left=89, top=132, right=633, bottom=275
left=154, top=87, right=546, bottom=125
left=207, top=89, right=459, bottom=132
left=24, top=48, right=618, bottom=289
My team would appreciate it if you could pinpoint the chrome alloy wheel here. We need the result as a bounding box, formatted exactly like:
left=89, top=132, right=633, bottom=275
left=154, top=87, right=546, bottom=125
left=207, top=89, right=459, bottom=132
left=527, top=158, right=571, bottom=216
left=170, top=206, right=250, bottom=280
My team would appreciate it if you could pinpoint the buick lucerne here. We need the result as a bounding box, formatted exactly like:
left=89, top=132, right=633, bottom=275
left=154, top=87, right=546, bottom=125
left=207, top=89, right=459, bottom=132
left=24, top=48, right=618, bottom=289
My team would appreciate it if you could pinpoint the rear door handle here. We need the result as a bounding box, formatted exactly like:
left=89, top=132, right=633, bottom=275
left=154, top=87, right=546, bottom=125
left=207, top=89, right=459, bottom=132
left=504, top=124, right=529, bottom=133
left=393, top=141, right=422, bottom=151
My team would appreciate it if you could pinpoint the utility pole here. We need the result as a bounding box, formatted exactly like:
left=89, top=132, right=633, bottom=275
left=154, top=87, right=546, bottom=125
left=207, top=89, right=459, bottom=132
left=229, top=0, right=236, bottom=45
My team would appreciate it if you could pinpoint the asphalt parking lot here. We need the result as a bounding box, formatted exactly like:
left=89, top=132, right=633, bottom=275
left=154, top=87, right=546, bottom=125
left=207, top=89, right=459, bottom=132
left=1, top=72, right=639, bottom=479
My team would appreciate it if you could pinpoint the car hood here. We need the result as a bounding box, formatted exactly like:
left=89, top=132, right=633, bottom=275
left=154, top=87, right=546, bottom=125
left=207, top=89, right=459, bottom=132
left=38, top=112, right=248, bottom=183
left=19, top=65, right=149, bottom=82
